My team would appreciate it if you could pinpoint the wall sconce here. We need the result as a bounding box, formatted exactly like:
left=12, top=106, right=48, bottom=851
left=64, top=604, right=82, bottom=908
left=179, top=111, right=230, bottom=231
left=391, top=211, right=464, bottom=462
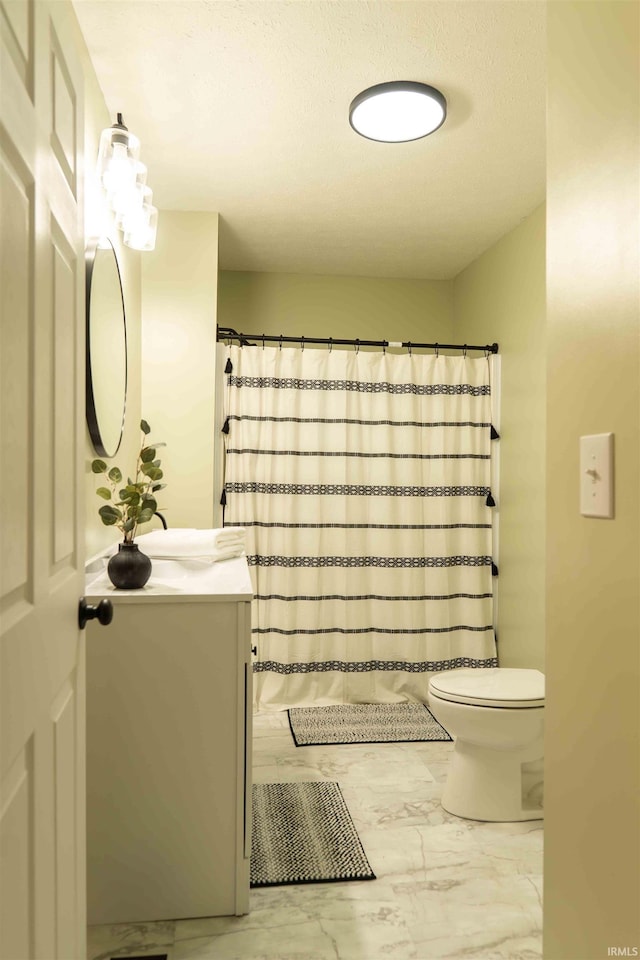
left=96, top=113, right=158, bottom=251
left=123, top=188, right=158, bottom=251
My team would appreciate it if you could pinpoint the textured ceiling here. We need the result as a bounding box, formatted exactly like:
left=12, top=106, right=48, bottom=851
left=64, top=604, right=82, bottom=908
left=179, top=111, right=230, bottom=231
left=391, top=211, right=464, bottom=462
left=73, top=0, right=546, bottom=280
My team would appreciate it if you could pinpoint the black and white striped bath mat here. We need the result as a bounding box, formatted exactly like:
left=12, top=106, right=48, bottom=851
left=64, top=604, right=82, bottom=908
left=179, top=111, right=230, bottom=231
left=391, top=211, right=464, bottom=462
left=288, top=701, right=452, bottom=746
left=250, top=782, right=376, bottom=888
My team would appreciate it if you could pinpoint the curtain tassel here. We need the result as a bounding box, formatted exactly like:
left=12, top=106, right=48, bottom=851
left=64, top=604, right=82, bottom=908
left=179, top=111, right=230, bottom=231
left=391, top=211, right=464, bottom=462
left=490, top=424, right=500, bottom=440
left=222, top=416, right=230, bottom=434
left=224, top=358, right=233, bottom=374
left=486, top=491, right=496, bottom=507
left=492, top=561, right=499, bottom=577
left=220, top=488, right=227, bottom=507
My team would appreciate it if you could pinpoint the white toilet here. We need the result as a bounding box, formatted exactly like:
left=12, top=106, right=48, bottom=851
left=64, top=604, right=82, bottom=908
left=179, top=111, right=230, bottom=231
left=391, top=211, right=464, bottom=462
left=427, top=667, right=545, bottom=822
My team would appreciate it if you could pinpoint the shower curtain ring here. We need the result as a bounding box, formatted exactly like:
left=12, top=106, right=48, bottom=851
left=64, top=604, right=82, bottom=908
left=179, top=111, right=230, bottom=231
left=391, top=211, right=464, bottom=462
left=355, top=339, right=360, bottom=354
left=463, top=344, right=467, bottom=358
left=279, top=334, right=283, bottom=351
left=262, top=333, right=265, bottom=350
left=301, top=335, right=305, bottom=351
left=434, top=343, right=439, bottom=358
left=407, top=341, right=412, bottom=356
left=329, top=337, right=333, bottom=353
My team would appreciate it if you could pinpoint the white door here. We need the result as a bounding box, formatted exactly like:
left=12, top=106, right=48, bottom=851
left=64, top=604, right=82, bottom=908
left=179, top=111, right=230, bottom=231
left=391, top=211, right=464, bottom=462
left=1, top=1, right=86, bottom=957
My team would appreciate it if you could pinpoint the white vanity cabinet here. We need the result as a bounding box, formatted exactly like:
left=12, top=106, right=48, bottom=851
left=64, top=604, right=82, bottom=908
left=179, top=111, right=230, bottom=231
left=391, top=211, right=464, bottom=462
left=84, top=556, right=253, bottom=925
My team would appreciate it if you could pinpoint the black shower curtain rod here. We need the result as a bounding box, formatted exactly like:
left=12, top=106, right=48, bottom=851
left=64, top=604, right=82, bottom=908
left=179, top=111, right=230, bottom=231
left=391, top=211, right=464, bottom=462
left=217, top=327, right=499, bottom=355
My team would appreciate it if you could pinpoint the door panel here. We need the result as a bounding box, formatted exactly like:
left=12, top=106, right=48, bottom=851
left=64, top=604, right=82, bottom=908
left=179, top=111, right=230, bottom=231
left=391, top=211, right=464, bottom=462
left=52, top=681, right=77, bottom=959
left=0, top=743, right=33, bottom=960
left=51, top=221, right=78, bottom=568
left=0, top=140, right=32, bottom=604
left=0, top=2, right=85, bottom=957
left=0, top=0, right=34, bottom=97
left=50, top=25, right=77, bottom=195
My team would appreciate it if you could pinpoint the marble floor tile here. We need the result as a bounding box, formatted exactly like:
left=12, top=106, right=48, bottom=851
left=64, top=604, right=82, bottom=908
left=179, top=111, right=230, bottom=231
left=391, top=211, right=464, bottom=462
left=173, top=880, right=417, bottom=960
left=396, top=873, right=542, bottom=959
left=88, top=709, right=543, bottom=960
left=87, top=920, right=175, bottom=960
left=251, top=711, right=290, bottom=734
left=340, top=777, right=452, bottom=833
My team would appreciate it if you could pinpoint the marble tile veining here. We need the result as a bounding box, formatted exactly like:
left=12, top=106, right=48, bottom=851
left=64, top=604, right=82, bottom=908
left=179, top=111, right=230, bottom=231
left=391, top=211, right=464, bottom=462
left=88, top=710, right=542, bottom=960
left=87, top=920, right=175, bottom=960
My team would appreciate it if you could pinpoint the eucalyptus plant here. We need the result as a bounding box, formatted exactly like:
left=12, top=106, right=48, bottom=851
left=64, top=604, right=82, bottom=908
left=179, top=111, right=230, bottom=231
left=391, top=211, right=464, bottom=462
left=92, top=419, right=166, bottom=543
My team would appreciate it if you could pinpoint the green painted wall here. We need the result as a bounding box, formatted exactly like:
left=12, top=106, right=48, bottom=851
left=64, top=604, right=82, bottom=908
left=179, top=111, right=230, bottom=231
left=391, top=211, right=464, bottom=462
left=544, top=3, right=640, bottom=955
left=454, top=206, right=546, bottom=671
left=142, top=212, right=219, bottom=528
left=218, top=271, right=454, bottom=345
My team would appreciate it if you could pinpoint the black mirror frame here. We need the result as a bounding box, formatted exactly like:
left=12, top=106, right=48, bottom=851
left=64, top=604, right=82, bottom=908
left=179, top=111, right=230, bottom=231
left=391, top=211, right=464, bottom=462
left=85, top=237, right=128, bottom=458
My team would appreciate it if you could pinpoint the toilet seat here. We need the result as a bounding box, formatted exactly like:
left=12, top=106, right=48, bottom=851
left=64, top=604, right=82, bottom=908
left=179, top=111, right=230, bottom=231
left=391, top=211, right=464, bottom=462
left=429, top=668, right=545, bottom=709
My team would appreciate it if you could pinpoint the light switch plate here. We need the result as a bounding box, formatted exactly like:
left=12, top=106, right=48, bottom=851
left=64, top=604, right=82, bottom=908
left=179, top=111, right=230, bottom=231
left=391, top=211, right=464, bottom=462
left=580, top=433, right=614, bottom=518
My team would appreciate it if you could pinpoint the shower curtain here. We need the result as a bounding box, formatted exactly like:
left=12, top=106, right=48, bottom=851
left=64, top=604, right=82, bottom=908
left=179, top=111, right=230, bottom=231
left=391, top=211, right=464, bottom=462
left=221, top=343, right=498, bottom=711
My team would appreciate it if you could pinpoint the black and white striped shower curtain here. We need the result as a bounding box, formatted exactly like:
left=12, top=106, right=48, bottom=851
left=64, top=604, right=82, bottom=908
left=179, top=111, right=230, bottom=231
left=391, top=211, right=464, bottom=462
left=222, top=343, right=498, bottom=711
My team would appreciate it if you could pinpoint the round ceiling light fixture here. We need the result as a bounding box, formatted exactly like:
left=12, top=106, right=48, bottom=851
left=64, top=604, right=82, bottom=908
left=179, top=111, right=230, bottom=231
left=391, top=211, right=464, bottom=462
left=349, top=81, right=447, bottom=143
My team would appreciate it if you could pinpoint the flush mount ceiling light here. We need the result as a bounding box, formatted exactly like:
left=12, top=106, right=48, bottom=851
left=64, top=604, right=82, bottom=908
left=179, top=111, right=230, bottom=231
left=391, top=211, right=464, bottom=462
left=349, top=81, right=447, bottom=143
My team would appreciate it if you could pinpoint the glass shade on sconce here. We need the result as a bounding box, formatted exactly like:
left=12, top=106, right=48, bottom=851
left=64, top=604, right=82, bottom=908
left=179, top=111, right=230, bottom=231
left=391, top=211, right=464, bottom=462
left=96, top=114, right=140, bottom=199
left=96, top=112, right=158, bottom=252
left=113, top=161, right=148, bottom=226
left=123, top=190, right=158, bottom=251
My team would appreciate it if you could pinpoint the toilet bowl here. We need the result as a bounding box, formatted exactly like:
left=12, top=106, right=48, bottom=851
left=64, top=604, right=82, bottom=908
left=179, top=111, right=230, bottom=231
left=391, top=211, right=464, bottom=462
left=427, top=667, right=544, bottom=822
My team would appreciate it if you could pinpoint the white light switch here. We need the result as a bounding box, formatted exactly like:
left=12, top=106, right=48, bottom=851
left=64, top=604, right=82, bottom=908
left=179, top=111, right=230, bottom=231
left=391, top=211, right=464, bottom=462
left=580, top=433, right=614, bottom=519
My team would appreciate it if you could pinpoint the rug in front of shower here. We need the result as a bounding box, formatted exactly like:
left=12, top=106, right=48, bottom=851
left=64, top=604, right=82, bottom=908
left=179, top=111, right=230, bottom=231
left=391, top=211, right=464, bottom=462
left=250, top=781, right=376, bottom=888
left=287, top=702, right=452, bottom=746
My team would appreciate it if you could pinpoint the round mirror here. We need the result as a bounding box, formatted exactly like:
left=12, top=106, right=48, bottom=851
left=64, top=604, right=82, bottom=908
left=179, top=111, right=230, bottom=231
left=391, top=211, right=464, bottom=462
left=85, top=238, right=127, bottom=458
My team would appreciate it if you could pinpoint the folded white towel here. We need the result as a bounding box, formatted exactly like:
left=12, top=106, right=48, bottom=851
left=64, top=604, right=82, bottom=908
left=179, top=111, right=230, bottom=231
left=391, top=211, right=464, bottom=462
left=214, top=526, right=246, bottom=548
left=133, top=527, right=245, bottom=560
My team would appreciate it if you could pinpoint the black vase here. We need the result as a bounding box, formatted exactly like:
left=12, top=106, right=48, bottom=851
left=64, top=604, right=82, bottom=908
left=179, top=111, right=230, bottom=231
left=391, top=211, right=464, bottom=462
left=107, top=542, right=152, bottom=590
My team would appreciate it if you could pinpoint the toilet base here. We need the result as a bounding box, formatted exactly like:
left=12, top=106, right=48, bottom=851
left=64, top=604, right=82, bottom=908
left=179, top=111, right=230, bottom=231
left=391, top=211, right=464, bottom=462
left=442, top=737, right=544, bottom=822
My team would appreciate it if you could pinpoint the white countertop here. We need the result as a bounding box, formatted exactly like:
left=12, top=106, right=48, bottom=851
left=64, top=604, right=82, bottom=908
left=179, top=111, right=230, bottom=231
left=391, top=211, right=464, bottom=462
left=84, top=554, right=254, bottom=603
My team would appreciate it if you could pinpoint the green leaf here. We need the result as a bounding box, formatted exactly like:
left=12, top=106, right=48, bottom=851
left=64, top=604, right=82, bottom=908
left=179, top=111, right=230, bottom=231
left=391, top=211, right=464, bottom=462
left=140, top=419, right=151, bottom=435
left=138, top=508, right=154, bottom=524
left=151, top=483, right=167, bottom=492
left=123, top=518, right=136, bottom=532
left=108, top=466, right=122, bottom=483
left=141, top=495, right=157, bottom=513
left=140, top=463, right=163, bottom=481
left=98, top=505, right=122, bottom=525
left=91, top=459, right=107, bottom=474
left=127, top=504, right=141, bottom=519
left=120, top=490, right=140, bottom=506
left=96, top=487, right=111, bottom=500
left=152, top=459, right=161, bottom=468
left=99, top=504, right=121, bottom=518
left=140, top=446, right=156, bottom=463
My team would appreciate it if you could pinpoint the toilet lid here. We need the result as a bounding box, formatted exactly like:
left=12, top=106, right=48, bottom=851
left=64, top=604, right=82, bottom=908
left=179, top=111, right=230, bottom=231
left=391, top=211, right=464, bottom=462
left=428, top=668, right=545, bottom=708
